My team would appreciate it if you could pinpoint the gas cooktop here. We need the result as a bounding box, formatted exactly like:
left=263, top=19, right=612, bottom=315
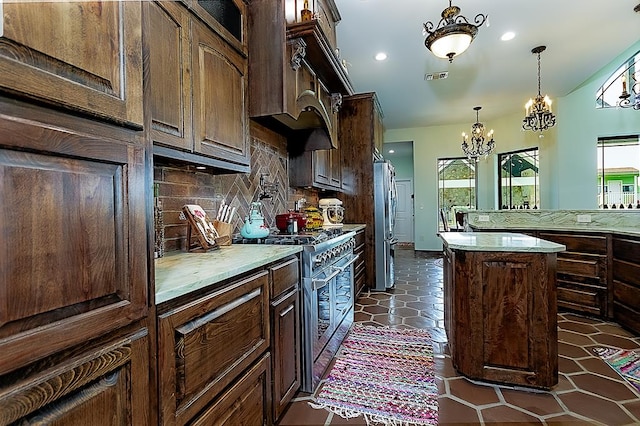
left=232, top=228, right=345, bottom=246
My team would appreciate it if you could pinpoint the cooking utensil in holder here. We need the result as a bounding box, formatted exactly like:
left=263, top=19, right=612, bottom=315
left=182, top=204, right=219, bottom=252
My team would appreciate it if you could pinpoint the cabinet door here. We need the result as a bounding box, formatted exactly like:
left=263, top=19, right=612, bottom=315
left=0, top=327, right=150, bottom=425
left=0, top=0, right=143, bottom=128
left=157, top=272, right=269, bottom=425
left=146, top=1, right=192, bottom=151
left=612, top=236, right=640, bottom=334
left=0, top=116, right=147, bottom=376
left=192, top=18, right=249, bottom=166
left=271, top=288, right=301, bottom=422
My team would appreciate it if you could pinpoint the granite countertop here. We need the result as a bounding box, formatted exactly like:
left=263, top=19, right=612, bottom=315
left=155, top=245, right=302, bottom=304
left=440, top=232, right=566, bottom=253
left=465, top=210, right=640, bottom=237
left=342, top=224, right=366, bottom=232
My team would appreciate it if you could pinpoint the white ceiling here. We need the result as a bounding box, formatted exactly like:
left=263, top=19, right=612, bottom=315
left=333, top=0, right=640, bottom=132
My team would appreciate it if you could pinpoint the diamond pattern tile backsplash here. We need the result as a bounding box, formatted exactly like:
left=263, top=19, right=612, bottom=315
left=154, top=123, right=320, bottom=253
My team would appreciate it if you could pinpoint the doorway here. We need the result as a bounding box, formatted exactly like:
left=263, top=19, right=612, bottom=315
left=394, top=179, right=414, bottom=243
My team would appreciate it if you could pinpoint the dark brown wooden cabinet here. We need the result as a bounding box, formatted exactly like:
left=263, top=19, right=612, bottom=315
left=155, top=254, right=301, bottom=425
left=539, top=231, right=609, bottom=317
left=353, top=228, right=367, bottom=296
left=270, top=258, right=301, bottom=422
left=0, top=0, right=143, bottom=128
left=0, top=107, right=148, bottom=377
left=157, top=271, right=270, bottom=425
left=146, top=0, right=250, bottom=172
left=249, top=0, right=352, bottom=190
left=612, top=235, right=640, bottom=334
left=340, top=93, right=385, bottom=289
left=443, top=247, right=558, bottom=389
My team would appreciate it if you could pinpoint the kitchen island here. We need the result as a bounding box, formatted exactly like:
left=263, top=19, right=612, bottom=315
left=440, top=232, right=565, bottom=389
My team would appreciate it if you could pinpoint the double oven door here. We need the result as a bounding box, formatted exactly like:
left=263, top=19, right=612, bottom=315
left=302, top=250, right=358, bottom=391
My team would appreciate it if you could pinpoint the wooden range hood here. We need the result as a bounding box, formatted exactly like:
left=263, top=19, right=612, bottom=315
left=248, top=0, right=354, bottom=152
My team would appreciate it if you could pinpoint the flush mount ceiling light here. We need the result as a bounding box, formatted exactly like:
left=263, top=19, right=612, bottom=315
left=461, top=106, right=495, bottom=161
left=422, top=0, right=488, bottom=63
left=523, top=46, right=556, bottom=136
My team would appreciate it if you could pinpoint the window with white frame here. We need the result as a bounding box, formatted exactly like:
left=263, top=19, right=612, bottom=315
left=597, top=136, right=640, bottom=209
left=498, top=148, right=540, bottom=210
left=437, top=158, right=477, bottom=231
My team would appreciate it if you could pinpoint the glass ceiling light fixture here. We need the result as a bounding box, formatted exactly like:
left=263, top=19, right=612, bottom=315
left=422, top=0, right=488, bottom=63
left=523, top=46, right=556, bottom=136
left=461, top=106, right=495, bottom=161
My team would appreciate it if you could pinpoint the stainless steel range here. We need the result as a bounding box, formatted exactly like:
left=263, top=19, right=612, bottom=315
left=234, top=229, right=357, bottom=392
left=299, top=230, right=356, bottom=392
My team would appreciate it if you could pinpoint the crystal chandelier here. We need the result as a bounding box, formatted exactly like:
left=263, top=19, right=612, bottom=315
left=422, top=1, right=488, bottom=63
left=523, top=46, right=556, bottom=135
left=461, top=106, right=495, bottom=160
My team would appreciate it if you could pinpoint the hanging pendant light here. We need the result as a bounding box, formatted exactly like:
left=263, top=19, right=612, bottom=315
left=461, top=106, right=495, bottom=160
left=523, top=46, right=556, bottom=136
left=423, top=1, right=488, bottom=63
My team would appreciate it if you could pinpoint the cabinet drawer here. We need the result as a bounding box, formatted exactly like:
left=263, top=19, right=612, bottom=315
left=158, top=271, right=269, bottom=424
left=557, top=279, right=606, bottom=316
left=613, top=236, right=640, bottom=264
left=557, top=254, right=606, bottom=281
left=271, top=257, right=300, bottom=299
left=539, top=232, right=607, bottom=255
left=613, top=302, right=640, bottom=335
left=613, top=258, right=640, bottom=287
left=190, top=353, right=270, bottom=426
left=0, top=327, right=149, bottom=425
left=613, top=280, right=640, bottom=312
left=355, top=229, right=365, bottom=247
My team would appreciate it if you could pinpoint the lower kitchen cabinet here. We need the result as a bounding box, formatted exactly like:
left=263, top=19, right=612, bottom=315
left=270, top=258, right=301, bottom=422
left=353, top=228, right=366, bottom=296
left=157, top=271, right=270, bottom=425
left=0, top=325, right=150, bottom=425
left=612, top=235, right=640, bottom=334
left=156, top=254, right=303, bottom=425
left=538, top=232, right=609, bottom=317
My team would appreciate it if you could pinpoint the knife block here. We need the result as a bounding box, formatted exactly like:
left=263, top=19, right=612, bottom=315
left=214, top=220, right=233, bottom=246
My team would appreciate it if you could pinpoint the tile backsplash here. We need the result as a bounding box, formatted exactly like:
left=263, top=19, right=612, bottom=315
left=154, top=122, right=318, bottom=253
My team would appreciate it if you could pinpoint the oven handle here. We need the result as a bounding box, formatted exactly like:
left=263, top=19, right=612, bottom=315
left=311, top=268, right=341, bottom=291
left=335, top=253, right=359, bottom=273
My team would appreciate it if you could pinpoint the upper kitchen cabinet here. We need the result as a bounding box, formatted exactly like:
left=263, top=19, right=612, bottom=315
left=0, top=0, right=143, bottom=129
left=248, top=0, right=353, bottom=154
left=146, top=0, right=250, bottom=173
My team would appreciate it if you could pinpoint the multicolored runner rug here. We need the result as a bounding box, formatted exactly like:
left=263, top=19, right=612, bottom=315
left=593, top=347, right=640, bottom=393
left=310, top=324, right=438, bottom=425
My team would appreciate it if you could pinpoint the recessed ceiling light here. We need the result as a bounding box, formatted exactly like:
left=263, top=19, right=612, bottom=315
left=375, top=52, right=388, bottom=61
left=388, top=149, right=395, bottom=154
left=501, top=32, right=515, bottom=41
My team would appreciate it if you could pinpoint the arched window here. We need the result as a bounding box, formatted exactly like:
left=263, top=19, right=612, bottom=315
left=596, top=50, right=639, bottom=110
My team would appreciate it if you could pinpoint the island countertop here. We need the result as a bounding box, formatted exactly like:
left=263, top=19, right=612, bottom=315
left=155, top=245, right=303, bottom=304
left=440, top=232, right=566, bottom=253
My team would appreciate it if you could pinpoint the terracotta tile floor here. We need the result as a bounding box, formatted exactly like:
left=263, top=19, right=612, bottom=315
left=278, top=248, right=640, bottom=425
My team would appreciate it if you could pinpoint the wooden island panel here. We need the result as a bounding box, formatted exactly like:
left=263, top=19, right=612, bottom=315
left=441, top=232, right=564, bottom=389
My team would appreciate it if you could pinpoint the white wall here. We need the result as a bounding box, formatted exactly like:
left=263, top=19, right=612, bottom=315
left=385, top=40, right=640, bottom=251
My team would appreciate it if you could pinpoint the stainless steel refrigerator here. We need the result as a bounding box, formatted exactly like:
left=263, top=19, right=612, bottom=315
left=373, top=160, right=398, bottom=290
